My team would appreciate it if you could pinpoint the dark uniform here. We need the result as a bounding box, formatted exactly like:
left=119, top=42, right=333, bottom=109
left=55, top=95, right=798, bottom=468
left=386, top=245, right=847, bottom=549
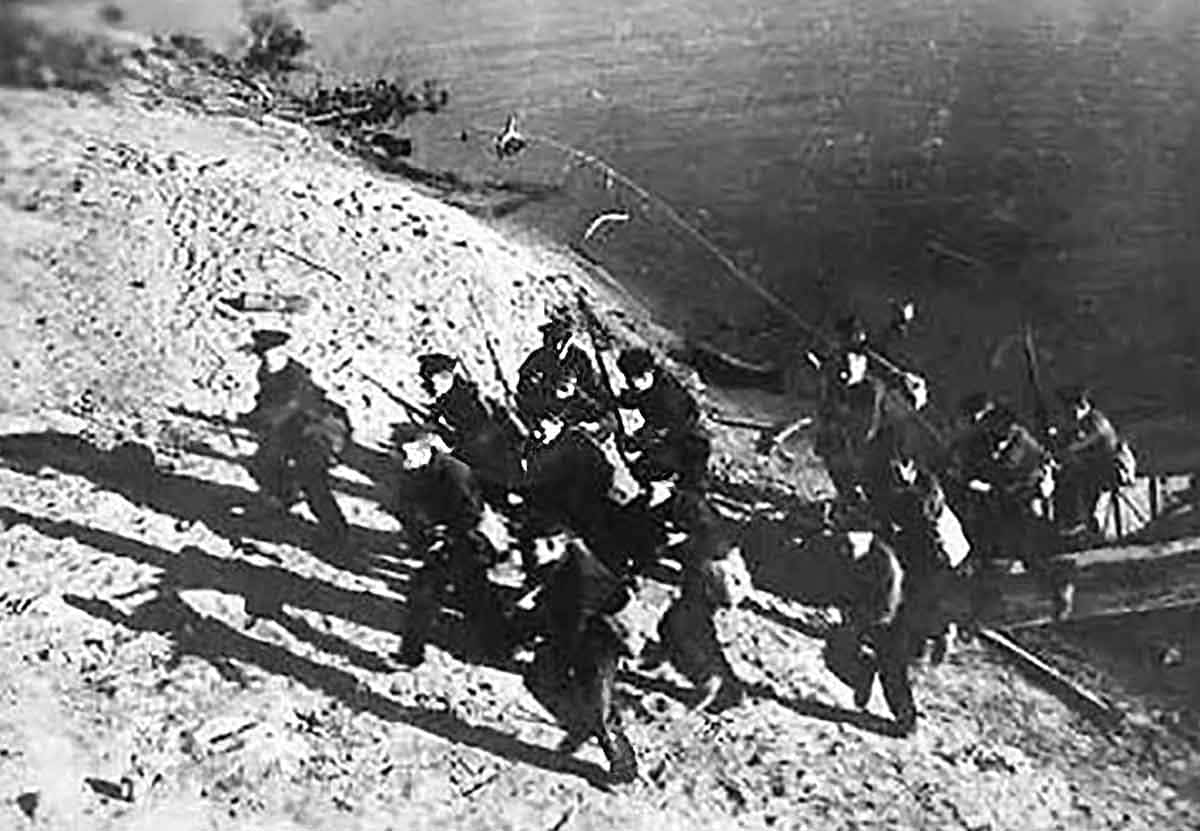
left=517, top=318, right=607, bottom=421
left=242, top=339, right=350, bottom=550
left=814, top=354, right=887, bottom=501
left=875, top=460, right=961, bottom=663
left=420, top=354, right=524, bottom=496
left=518, top=412, right=665, bottom=579
left=651, top=493, right=745, bottom=710
left=391, top=444, right=511, bottom=666
left=616, top=348, right=711, bottom=489
left=525, top=538, right=638, bottom=784
left=1052, top=400, right=1120, bottom=532
left=950, top=405, right=1072, bottom=621
left=847, top=535, right=918, bottom=734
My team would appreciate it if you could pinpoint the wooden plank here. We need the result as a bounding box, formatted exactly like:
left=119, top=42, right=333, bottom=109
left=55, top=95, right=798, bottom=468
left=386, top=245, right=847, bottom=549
left=946, top=539, right=1200, bottom=630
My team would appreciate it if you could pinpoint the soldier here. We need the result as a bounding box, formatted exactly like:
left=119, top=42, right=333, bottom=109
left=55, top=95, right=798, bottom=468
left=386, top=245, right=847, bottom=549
left=524, top=535, right=638, bottom=784
left=615, top=347, right=711, bottom=490
left=827, top=530, right=919, bottom=736
left=1049, top=385, right=1122, bottom=535
left=389, top=425, right=513, bottom=667
left=874, top=444, right=970, bottom=663
left=418, top=353, right=495, bottom=447
left=538, top=365, right=617, bottom=441
left=517, top=310, right=606, bottom=421
left=238, top=330, right=351, bottom=553
left=645, top=491, right=752, bottom=711
left=522, top=406, right=664, bottom=573
left=948, top=395, right=1074, bottom=621
left=417, top=352, right=523, bottom=496
left=814, top=344, right=887, bottom=503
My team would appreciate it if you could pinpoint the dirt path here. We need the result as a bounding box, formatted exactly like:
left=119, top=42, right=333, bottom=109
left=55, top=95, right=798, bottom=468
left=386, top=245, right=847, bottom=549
left=1, top=29, right=1199, bottom=831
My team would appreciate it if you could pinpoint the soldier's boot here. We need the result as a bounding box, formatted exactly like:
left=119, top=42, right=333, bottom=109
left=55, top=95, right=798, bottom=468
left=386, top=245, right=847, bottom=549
left=395, top=566, right=442, bottom=667
left=929, top=630, right=951, bottom=666
left=598, top=726, right=638, bottom=785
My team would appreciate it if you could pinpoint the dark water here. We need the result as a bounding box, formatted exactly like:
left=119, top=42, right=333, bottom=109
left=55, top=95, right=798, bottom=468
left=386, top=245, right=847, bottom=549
left=115, top=0, right=1200, bottom=462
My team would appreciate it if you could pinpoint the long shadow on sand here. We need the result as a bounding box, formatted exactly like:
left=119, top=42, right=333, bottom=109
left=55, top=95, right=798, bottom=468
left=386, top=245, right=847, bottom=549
left=0, top=506, right=521, bottom=674
left=167, top=404, right=397, bottom=505
left=64, top=589, right=612, bottom=788
left=616, top=669, right=900, bottom=738
left=0, top=431, right=400, bottom=578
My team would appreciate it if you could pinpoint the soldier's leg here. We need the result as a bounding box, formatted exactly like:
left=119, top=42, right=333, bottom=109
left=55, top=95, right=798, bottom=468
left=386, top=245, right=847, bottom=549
left=568, top=622, right=637, bottom=783
left=874, top=625, right=917, bottom=734
left=397, top=554, right=447, bottom=667
left=249, top=431, right=298, bottom=507
left=448, top=542, right=513, bottom=659
left=678, top=432, right=712, bottom=489
left=294, top=446, right=348, bottom=545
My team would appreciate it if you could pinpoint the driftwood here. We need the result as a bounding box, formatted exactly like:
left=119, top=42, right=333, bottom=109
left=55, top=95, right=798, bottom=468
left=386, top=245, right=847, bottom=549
left=978, top=629, right=1120, bottom=724
left=949, top=534, right=1200, bottom=631
left=926, top=239, right=985, bottom=269
left=709, top=414, right=777, bottom=431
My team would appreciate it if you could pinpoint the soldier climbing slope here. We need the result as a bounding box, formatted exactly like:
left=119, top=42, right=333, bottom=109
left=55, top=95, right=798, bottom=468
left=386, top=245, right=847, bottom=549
left=1048, top=385, right=1127, bottom=537
left=388, top=425, right=513, bottom=667
left=516, top=309, right=608, bottom=422
left=823, top=529, right=920, bottom=737
left=813, top=343, right=887, bottom=505
left=643, top=491, right=753, bottom=712
left=615, top=347, right=711, bottom=490
left=946, top=394, right=1074, bottom=622
left=872, top=441, right=970, bottom=664
left=417, top=352, right=524, bottom=496
left=522, top=534, right=639, bottom=784
left=238, top=329, right=351, bottom=555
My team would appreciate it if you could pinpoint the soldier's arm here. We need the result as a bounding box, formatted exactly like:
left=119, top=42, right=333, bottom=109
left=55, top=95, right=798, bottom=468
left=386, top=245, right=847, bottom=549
left=864, top=378, right=886, bottom=443
left=1064, top=412, right=1117, bottom=456
left=876, top=549, right=905, bottom=627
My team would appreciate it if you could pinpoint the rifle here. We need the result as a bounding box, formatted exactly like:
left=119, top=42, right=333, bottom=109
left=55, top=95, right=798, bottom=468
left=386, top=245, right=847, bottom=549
left=353, top=368, right=434, bottom=423
left=465, top=293, right=530, bottom=440
left=574, top=290, right=627, bottom=441
left=1021, top=323, right=1051, bottom=437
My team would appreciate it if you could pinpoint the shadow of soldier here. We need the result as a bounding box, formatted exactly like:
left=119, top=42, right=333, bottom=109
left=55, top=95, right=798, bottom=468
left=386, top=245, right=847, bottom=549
left=615, top=669, right=898, bottom=738
left=0, top=507, right=518, bottom=675
left=0, top=430, right=399, bottom=577
left=62, top=588, right=613, bottom=788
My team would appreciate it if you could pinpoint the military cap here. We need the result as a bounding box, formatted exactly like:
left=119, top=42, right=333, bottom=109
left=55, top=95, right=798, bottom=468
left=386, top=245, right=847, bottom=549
left=416, top=352, right=457, bottom=379
left=390, top=422, right=438, bottom=447
left=958, top=392, right=996, bottom=419
left=241, top=329, right=290, bottom=355
left=834, top=314, right=869, bottom=347
left=1056, top=384, right=1093, bottom=406
left=617, top=346, right=655, bottom=378
left=538, top=309, right=574, bottom=337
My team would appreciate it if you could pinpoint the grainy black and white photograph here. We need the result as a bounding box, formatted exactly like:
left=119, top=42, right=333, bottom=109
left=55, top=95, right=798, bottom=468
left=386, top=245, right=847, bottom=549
left=1, top=0, right=1198, bottom=828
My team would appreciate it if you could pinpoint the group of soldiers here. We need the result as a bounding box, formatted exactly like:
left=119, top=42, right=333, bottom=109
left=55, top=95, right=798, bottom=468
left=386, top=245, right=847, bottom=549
left=229, top=296, right=1132, bottom=783
left=801, top=304, right=1133, bottom=733
left=234, top=308, right=744, bottom=783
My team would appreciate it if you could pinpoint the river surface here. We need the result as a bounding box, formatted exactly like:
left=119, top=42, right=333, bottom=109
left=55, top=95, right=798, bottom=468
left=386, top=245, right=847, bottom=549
left=104, top=0, right=1200, bottom=463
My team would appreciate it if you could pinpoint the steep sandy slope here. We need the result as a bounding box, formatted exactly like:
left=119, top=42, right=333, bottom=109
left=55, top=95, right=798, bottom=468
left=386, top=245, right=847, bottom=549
left=0, top=37, right=1198, bottom=831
